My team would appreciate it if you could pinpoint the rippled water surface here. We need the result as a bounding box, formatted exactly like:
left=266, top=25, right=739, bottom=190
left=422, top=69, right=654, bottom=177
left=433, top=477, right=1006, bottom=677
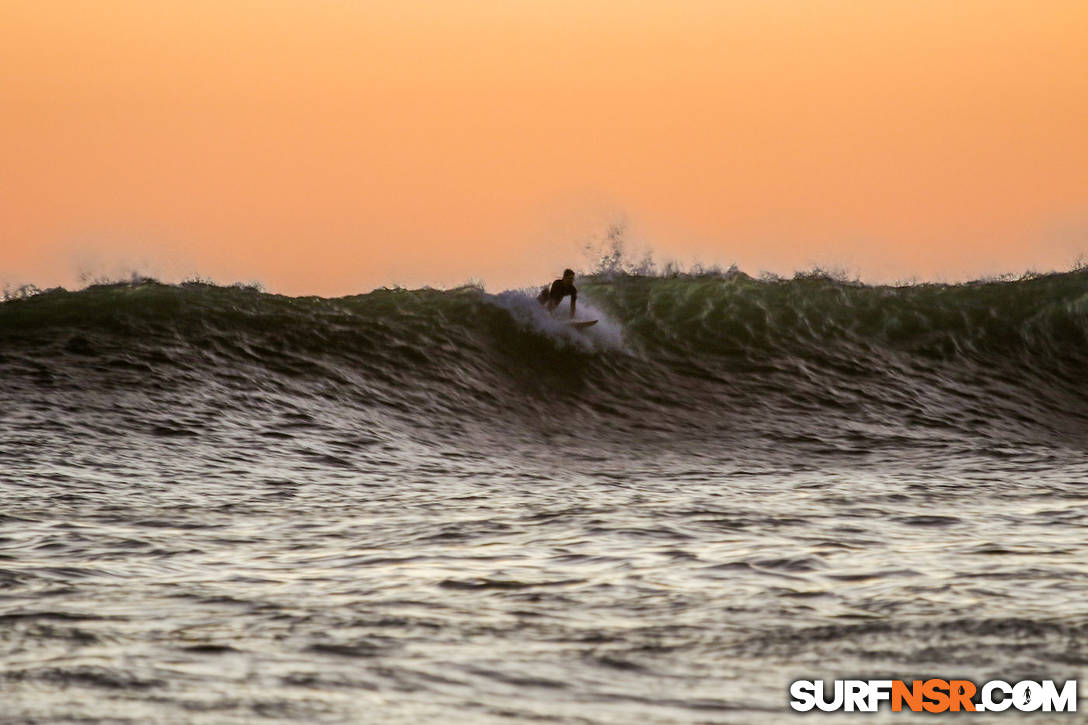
left=3, top=274, right=1088, bottom=722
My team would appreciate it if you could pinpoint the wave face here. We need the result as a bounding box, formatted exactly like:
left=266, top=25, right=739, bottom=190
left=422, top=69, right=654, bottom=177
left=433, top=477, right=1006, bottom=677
left=3, top=271, right=1088, bottom=463
left=4, top=271, right=1088, bottom=461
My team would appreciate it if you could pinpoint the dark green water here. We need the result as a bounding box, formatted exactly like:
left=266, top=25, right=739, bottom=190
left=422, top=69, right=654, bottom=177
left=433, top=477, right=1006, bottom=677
left=2, top=271, right=1087, bottom=722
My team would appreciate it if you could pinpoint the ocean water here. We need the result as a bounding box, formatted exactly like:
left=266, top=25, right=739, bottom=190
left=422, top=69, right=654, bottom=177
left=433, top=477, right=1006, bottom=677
left=2, top=271, right=1087, bottom=723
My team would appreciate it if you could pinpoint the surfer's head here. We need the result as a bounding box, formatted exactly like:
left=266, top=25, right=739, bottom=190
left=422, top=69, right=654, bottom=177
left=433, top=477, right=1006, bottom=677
left=563, top=269, right=575, bottom=281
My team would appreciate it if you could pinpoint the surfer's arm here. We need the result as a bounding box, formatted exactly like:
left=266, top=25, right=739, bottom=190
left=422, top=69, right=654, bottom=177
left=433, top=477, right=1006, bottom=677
left=569, top=288, right=577, bottom=318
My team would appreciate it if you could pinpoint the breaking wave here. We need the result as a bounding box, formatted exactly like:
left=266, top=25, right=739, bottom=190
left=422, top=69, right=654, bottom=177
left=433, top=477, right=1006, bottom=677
left=4, top=269, right=1088, bottom=461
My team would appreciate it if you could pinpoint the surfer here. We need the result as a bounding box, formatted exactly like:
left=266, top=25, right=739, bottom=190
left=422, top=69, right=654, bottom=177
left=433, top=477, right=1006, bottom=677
left=537, top=269, right=577, bottom=318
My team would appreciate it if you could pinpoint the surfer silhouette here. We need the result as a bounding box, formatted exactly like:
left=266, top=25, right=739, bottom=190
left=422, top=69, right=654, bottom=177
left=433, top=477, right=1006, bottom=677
left=538, top=269, right=578, bottom=318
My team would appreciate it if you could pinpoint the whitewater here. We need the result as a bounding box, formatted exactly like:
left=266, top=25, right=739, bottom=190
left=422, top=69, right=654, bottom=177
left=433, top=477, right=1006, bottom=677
left=2, top=270, right=1087, bottom=722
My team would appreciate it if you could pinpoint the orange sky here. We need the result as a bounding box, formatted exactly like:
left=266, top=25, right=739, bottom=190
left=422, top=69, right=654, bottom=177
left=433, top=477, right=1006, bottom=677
left=2, top=0, right=1086, bottom=295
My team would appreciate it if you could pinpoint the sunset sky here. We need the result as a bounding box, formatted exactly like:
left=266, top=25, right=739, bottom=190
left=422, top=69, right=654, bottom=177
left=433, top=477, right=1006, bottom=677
left=3, top=0, right=1086, bottom=295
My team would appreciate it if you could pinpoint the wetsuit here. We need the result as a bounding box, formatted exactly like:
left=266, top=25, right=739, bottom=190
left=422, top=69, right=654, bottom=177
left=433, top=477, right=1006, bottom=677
left=537, top=278, right=577, bottom=310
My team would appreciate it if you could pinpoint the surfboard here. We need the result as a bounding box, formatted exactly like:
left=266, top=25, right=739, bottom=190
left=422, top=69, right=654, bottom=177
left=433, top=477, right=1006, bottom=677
left=567, top=320, right=598, bottom=329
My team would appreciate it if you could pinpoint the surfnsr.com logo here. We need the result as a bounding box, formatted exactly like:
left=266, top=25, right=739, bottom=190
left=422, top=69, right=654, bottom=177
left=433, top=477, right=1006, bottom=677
left=789, top=679, right=1077, bottom=713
